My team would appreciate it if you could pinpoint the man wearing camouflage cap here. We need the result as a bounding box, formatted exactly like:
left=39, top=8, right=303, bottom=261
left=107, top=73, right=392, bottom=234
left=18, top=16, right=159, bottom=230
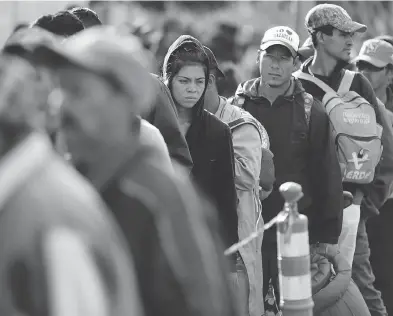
left=297, top=4, right=393, bottom=316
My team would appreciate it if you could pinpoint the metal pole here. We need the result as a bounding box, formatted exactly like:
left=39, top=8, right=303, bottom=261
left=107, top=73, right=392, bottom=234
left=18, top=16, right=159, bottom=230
left=277, top=182, right=314, bottom=316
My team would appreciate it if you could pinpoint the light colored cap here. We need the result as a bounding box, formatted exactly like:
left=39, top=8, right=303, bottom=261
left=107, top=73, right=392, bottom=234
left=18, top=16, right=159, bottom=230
left=260, top=26, right=300, bottom=57
left=355, top=39, right=393, bottom=68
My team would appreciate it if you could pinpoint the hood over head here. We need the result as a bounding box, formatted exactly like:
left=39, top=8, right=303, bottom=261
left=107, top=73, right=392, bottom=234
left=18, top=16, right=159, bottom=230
left=162, top=35, right=210, bottom=118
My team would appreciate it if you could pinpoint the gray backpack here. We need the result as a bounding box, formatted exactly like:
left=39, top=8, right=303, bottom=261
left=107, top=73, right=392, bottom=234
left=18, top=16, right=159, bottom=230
left=294, top=70, right=383, bottom=184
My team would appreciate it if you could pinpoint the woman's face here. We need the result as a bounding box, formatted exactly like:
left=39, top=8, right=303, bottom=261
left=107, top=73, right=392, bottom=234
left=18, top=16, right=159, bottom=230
left=171, top=64, right=206, bottom=109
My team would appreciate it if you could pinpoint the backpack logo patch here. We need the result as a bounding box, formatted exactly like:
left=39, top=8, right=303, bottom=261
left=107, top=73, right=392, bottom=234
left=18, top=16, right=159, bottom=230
left=343, top=111, right=371, bottom=124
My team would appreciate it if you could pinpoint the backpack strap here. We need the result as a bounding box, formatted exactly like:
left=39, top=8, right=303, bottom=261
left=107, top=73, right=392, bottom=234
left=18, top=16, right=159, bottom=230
left=230, top=95, right=245, bottom=108
left=293, top=70, right=336, bottom=94
left=228, top=117, right=247, bottom=130
left=302, top=91, right=313, bottom=128
left=337, top=70, right=355, bottom=94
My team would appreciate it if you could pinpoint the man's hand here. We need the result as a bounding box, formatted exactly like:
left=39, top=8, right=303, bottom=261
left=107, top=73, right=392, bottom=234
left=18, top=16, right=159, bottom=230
left=310, top=243, right=339, bottom=260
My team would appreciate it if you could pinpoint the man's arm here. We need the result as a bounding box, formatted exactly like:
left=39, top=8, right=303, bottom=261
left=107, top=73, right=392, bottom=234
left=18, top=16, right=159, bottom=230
left=358, top=74, right=393, bottom=217
left=143, top=75, right=193, bottom=171
left=309, top=101, right=344, bottom=244
left=214, top=126, right=239, bottom=250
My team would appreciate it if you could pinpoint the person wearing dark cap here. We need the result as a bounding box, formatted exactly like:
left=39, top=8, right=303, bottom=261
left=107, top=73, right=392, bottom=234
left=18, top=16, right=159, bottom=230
left=32, top=26, right=237, bottom=316
left=70, top=7, right=102, bottom=28
left=231, top=26, right=343, bottom=311
left=204, top=45, right=272, bottom=316
left=31, top=10, right=84, bottom=38
left=297, top=4, right=393, bottom=315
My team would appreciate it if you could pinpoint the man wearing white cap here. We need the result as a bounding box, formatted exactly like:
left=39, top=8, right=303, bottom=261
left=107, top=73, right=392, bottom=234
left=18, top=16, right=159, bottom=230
left=356, top=39, right=393, bottom=119
left=231, top=26, right=343, bottom=309
left=356, top=38, right=393, bottom=316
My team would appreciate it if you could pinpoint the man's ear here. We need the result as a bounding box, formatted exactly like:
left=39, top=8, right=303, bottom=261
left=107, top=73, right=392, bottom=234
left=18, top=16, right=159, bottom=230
left=387, top=67, right=393, bottom=84
left=256, top=51, right=261, bottom=65
left=316, top=31, right=324, bottom=45
left=293, top=55, right=301, bottom=71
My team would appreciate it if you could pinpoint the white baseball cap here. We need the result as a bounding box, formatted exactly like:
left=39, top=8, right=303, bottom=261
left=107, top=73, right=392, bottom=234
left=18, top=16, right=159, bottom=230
left=260, top=26, right=300, bottom=57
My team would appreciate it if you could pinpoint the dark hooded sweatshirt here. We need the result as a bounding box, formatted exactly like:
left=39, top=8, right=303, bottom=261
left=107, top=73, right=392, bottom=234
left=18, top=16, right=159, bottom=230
left=233, top=77, right=343, bottom=245
left=299, top=58, right=393, bottom=219
left=162, top=35, right=239, bottom=257
left=143, top=74, right=193, bottom=172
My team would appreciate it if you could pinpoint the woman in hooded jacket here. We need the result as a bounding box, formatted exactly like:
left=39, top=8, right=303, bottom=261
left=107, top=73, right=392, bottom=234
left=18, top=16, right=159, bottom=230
left=162, top=35, right=239, bottom=268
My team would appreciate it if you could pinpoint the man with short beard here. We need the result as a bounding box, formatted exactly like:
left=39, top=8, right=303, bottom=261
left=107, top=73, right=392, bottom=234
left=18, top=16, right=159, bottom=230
left=297, top=4, right=393, bottom=315
left=231, top=26, right=343, bottom=311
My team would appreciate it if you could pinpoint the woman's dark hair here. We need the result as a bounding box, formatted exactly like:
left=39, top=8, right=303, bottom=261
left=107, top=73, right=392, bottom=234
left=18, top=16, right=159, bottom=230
left=163, top=39, right=210, bottom=117
left=163, top=42, right=209, bottom=89
left=311, top=25, right=335, bottom=48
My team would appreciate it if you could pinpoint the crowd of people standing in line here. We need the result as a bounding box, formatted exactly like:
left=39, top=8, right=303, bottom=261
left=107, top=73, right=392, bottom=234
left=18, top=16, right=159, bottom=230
left=0, top=3, right=393, bottom=316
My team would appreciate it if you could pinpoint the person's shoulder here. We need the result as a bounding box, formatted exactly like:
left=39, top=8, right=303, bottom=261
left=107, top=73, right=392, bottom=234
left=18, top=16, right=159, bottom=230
left=350, top=71, right=373, bottom=93
left=11, top=157, right=110, bottom=224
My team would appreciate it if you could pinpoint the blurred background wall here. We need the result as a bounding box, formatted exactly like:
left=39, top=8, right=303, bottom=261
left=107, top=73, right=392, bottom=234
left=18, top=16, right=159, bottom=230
left=2, top=1, right=393, bottom=80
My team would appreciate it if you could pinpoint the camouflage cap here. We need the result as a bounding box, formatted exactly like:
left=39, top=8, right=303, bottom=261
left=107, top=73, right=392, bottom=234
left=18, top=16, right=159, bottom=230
left=305, top=4, right=367, bottom=34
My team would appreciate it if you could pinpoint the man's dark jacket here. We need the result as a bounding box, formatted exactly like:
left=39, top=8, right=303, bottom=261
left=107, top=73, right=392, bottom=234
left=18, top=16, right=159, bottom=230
left=299, top=58, right=393, bottom=218
left=233, top=77, right=344, bottom=245
left=94, top=130, right=238, bottom=316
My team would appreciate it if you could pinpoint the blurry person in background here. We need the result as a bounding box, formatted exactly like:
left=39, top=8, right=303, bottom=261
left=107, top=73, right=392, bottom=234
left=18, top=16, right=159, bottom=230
left=162, top=35, right=239, bottom=273
left=70, top=7, right=102, bottom=28
left=216, top=61, right=242, bottom=98
left=208, top=23, right=240, bottom=64
left=355, top=38, right=393, bottom=316
left=155, top=18, right=184, bottom=66
left=204, top=45, right=273, bottom=316
left=0, top=52, right=143, bottom=316
left=2, top=26, right=69, bottom=159
left=376, top=34, right=393, bottom=111
left=355, top=39, right=393, bottom=119
left=31, top=10, right=84, bottom=38
left=32, top=26, right=237, bottom=316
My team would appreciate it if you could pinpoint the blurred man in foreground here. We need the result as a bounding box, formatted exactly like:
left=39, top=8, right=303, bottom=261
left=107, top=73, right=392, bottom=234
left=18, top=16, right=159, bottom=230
left=0, top=52, right=142, bottom=315
left=2, top=26, right=69, bottom=158
left=32, top=26, right=237, bottom=316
